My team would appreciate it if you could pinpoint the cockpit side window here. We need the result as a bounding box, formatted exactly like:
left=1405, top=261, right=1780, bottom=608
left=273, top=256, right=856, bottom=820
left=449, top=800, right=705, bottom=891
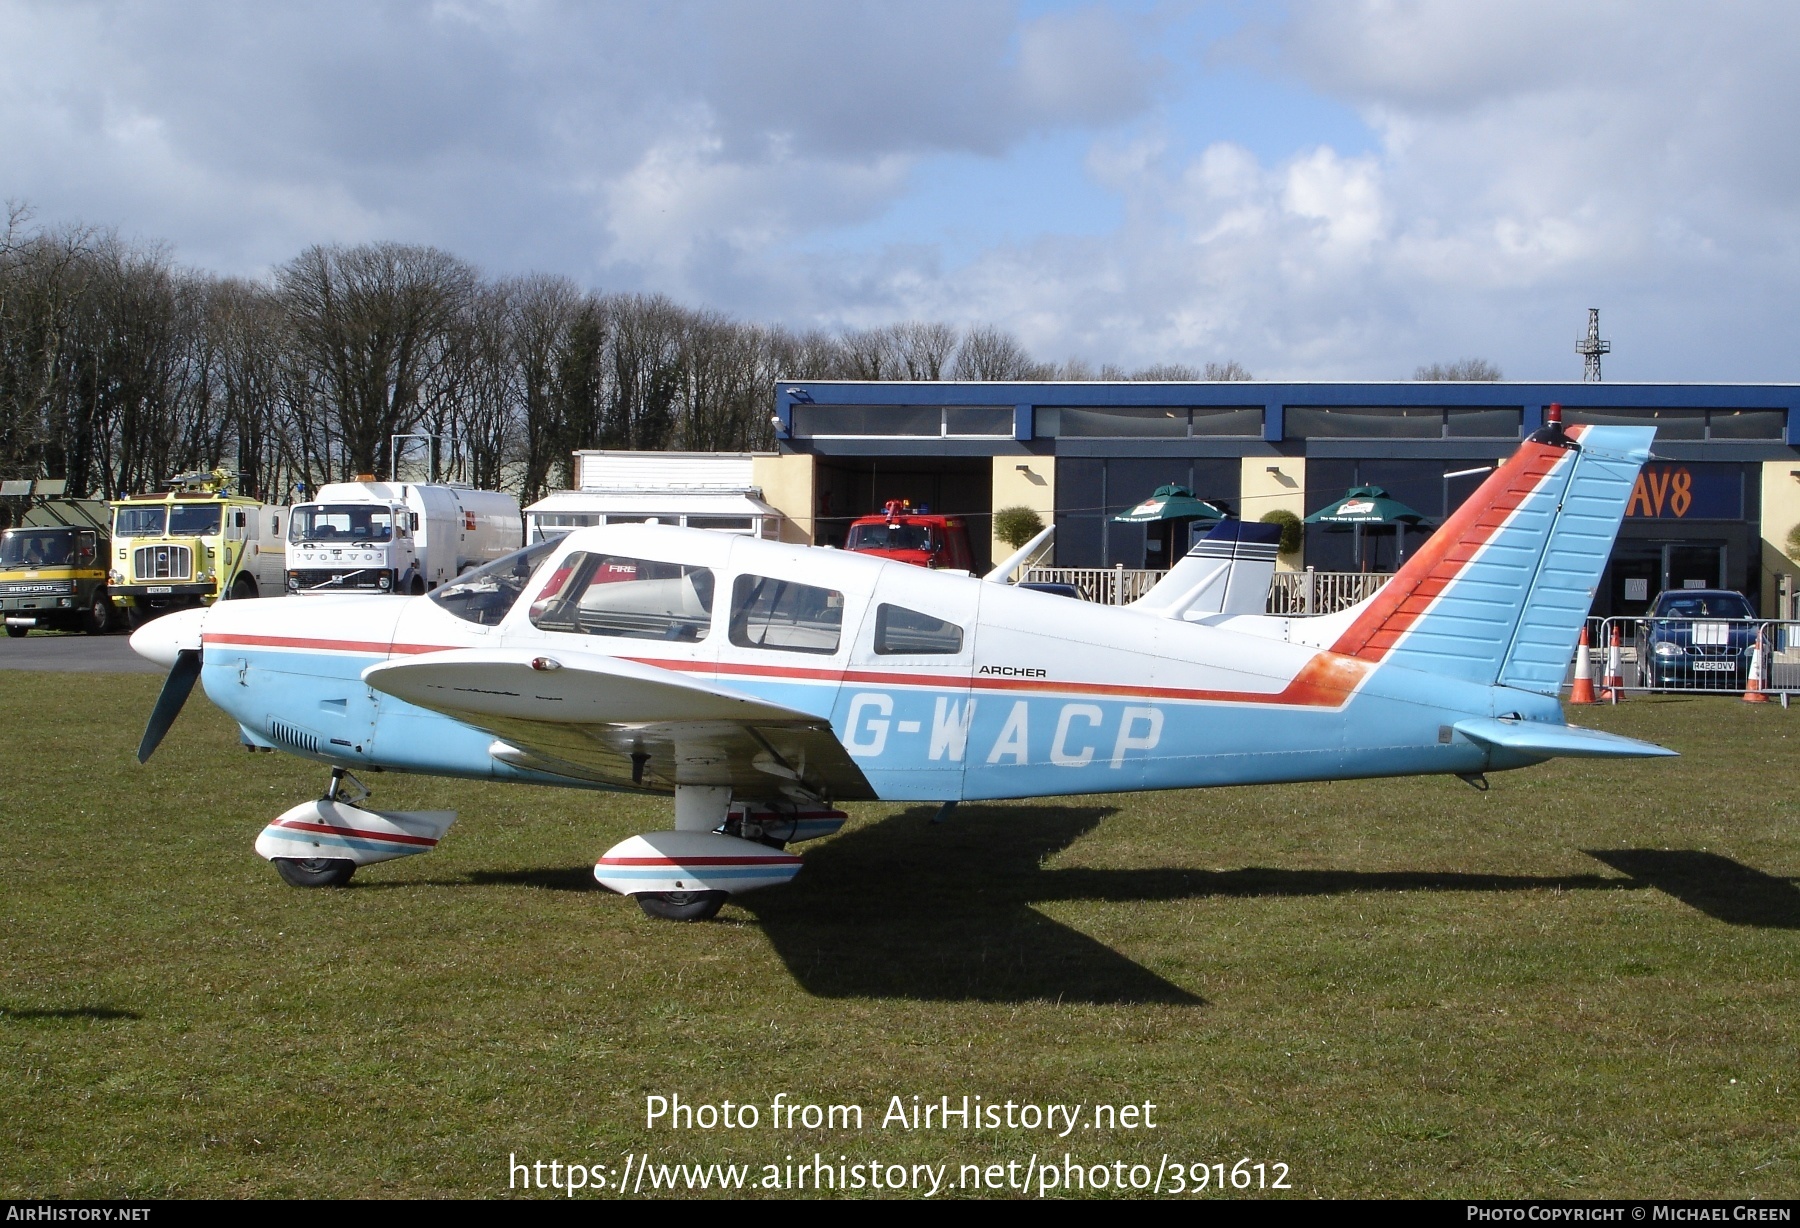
left=873, top=603, right=963, bottom=654
left=529, top=552, right=714, bottom=641
left=429, top=539, right=560, bottom=626
left=729, top=574, right=844, bottom=655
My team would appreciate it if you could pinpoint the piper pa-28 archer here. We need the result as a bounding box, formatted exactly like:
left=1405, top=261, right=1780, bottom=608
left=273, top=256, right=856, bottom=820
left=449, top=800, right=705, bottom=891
left=131, top=409, right=1673, bottom=920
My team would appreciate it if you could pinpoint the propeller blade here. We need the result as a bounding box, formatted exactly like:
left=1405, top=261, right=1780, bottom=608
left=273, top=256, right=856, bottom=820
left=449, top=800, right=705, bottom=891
left=137, top=648, right=202, bottom=763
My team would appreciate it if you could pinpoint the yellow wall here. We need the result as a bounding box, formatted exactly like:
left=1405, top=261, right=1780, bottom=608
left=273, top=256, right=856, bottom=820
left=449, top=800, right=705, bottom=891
left=752, top=454, right=816, bottom=545
left=1760, top=460, right=1800, bottom=616
left=990, top=456, right=1057, bottom=566
left=1240, top=456, right=1307, bottom=571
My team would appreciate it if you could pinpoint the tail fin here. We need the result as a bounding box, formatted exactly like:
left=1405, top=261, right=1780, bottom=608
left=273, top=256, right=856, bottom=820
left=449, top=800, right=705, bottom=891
left=1311, top=422, right=1654, bottom=693
left=1134, top=520, right=1282, bottom=617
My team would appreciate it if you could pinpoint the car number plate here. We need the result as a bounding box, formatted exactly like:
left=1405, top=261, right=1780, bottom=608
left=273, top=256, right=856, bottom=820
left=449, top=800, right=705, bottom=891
left=1692, top=661, right=1734, bottom=671
left=147, top=586, right=172, bottom=594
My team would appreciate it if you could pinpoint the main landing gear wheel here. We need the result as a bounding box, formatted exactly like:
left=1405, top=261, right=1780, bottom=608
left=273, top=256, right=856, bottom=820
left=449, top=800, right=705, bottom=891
left=635, top=890, right=728, bottom=922
left=273, top=857, right=356, bottom=888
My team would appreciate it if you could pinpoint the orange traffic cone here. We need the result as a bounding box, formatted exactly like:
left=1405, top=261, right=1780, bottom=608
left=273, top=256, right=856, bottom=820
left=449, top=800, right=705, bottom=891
left=1569, top=624, right=1597, bottom=704
left=1743, top=627, right=1769, bottom=704
left=1601, top=623, right=1627, bottom=702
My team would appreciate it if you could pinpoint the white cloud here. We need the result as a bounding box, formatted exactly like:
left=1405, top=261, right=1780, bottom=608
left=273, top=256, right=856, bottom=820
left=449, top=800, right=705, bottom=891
left=2, top=1, right=1798, bottom=380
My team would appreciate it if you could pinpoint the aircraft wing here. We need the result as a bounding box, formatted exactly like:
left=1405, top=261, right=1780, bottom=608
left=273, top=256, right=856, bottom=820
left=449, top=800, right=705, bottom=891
left=362, top=648, right=876, bottom=802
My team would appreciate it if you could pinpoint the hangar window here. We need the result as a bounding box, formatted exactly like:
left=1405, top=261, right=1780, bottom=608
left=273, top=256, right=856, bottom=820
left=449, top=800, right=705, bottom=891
left=730, top=575, right=844, bottom=655
left=791, top=405, right=1014, bottom=438
left=528, top=552, right=715, bottom=641
left=873, top=604, right=964, bottom=655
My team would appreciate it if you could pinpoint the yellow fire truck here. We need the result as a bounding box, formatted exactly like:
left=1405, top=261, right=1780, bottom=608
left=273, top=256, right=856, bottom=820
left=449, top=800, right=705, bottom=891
left=109, top=470, right=288, bottom=625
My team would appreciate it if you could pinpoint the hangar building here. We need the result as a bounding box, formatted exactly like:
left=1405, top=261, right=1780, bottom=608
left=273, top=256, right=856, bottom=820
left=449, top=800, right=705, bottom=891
left=750, top=380, right=1800, bottom=618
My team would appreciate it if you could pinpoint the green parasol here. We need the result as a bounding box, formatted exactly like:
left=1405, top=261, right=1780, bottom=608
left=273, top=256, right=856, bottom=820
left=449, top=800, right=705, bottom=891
left=1110, top=484, right=1227, bottom=524
left=1305, top=485, right=1432, bottom=570
left=1304, top=485, right=1431, bottom=526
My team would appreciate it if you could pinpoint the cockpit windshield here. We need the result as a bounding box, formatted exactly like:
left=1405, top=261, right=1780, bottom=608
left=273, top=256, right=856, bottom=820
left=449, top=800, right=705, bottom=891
left=848, top=522, right=933, bottom=551
left=0, top=530, right=75, bottom=568
left=168, top=504, right=221, bottom=536
left=290, top=503, right=395, bottom=543
left=114, top=506, right=167, bottom=537
left=429, top=538, right=560, bottom=626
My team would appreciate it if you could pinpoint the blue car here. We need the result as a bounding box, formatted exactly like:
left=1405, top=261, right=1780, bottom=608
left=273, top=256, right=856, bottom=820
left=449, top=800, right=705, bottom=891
left=1636, top=589, right=1759, bottom=690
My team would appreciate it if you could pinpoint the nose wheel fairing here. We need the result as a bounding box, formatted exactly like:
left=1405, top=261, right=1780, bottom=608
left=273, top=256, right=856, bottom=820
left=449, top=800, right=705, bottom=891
left=254, top=799, right=457, bottom=867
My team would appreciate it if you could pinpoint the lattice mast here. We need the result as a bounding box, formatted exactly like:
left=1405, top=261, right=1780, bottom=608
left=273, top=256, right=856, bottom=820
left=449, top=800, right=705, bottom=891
left=1576, top=307, right=1610, bottom=382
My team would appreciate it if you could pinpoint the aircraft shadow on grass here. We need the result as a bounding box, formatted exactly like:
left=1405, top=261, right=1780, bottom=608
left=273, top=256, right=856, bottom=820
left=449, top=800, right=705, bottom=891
left=1586, top=849, right=1800, bottom=929
left=440, top=816, right=1800, bottom=1003
left=0, top=1006, right=141, bottom=1022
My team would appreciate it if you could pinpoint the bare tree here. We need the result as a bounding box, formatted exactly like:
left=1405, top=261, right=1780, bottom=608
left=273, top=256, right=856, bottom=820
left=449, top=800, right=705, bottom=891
left=278, top=243, right=477, bottom=479
left=1203, top=360, right=1253, bottom=380
left=0, top=207, right=99, bottom=485
left=840, top=325, right=901, bottom=380
left=770, top=328, right=849, bottom=380
left=1131, top=362, right=1198, bottom=380
left=951, top=325, right=1044, bottom=380
left=1415, top=358, right=1502, bottom=381
left=503, top=274, right=587, bottom=502
left=603, top=293, right=685, bottom=451
left=891, top=321, right=959, bottom=380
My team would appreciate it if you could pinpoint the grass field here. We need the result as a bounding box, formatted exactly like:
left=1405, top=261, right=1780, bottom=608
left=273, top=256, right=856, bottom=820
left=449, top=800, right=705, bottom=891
left=2, top=670, right=1796, bottom=1199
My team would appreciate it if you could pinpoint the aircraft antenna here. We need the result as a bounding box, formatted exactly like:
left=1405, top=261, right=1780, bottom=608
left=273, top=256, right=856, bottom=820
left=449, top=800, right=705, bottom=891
left=1576, top=308, right=1611, bottom=382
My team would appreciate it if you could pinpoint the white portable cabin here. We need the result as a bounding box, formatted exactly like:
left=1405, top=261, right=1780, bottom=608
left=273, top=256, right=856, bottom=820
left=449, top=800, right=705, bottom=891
left=524, top=451, right=782, bottom=545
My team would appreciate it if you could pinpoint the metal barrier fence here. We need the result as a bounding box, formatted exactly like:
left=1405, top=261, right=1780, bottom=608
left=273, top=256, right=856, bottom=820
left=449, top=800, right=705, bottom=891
left=1021, top=565, right=1166, bottom=605
left=1019, top=566, right=1395, bottom=612
left=1575, top=616, right=1800, bottom=698
left=1267, top=570, right=1393, bottom=616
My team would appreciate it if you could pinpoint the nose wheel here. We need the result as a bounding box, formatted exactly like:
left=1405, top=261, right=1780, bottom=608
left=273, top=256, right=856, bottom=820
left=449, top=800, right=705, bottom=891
left=274, top=857, right=356, bottom=888
left=267, top=768, right=368, bottom=888
left=635, top=890, right=728, bottom=921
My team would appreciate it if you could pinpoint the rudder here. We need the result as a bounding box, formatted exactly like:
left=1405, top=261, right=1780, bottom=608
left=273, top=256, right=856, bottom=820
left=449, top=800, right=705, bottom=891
left=1320, top=418, right=1653, bottom=690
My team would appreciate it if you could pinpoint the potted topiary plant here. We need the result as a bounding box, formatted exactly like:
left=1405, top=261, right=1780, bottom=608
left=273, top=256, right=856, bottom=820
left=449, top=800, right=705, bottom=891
left=1260, top=508, right=1303, bottom=556
left=993, top=505, right=1046, bottom=550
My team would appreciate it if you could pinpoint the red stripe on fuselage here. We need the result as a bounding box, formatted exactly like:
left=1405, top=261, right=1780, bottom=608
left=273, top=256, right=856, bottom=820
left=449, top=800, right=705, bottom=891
left=1327, top=432, right=1579, bottom=663
left=201, top=631, right=1370, bottom=709
left=596, top=855, right=800, bottom=866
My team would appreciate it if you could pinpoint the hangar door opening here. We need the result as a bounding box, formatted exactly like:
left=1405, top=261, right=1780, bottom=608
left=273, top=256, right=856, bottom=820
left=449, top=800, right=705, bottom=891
left=812, top=457, right=994, bottom=572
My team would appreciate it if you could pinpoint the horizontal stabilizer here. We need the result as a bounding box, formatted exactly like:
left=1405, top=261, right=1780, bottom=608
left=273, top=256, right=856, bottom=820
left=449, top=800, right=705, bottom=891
left=1453, top=718, right=1676, bottom=760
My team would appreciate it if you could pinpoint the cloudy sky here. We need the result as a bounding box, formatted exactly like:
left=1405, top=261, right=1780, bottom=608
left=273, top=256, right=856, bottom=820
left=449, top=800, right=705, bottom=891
left=4, top=1, right=1798, bottom=381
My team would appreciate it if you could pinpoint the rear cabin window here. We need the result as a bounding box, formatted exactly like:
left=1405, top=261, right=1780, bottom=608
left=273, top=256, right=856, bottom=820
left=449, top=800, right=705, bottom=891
left=529, top=552, right=714, bottom=641
left=873, top=603, right=964, bottom=655
left=730, top=575, right=844, bottom=655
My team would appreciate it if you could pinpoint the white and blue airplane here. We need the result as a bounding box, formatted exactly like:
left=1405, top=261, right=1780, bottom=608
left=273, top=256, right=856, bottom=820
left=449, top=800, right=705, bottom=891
left=131, top=411, right=1672, bottom=920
